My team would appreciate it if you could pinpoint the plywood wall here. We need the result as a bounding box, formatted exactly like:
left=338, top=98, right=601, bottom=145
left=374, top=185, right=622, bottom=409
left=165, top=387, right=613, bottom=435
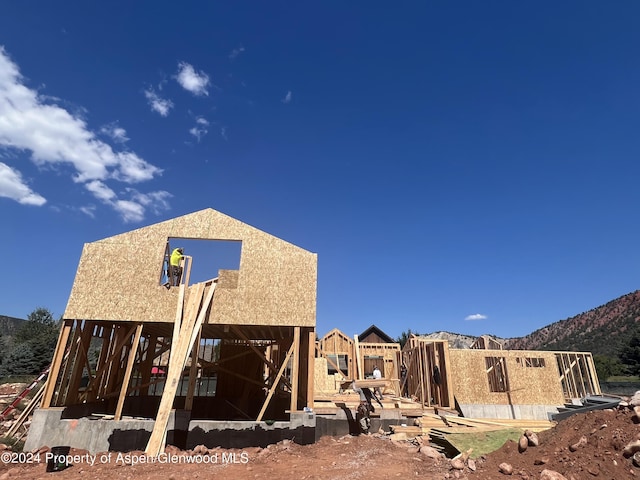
left=64, top=208, right=317, bottom=326
left=448, top=349, right=565, bottom=406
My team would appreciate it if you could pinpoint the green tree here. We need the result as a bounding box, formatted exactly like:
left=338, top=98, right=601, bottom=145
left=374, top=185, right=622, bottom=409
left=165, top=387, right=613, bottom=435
left=593, top=354, right=625, bottom=381
left=619, top=330, right=640, bottom=376
left=15, top=307, right=56, bottom=344
left=396, top=329, right=420, bottom=349
left=4, top=307, right=59, bottom=377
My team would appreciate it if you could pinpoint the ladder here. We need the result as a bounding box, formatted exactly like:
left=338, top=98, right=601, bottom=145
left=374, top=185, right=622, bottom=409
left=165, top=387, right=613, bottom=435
left=0, top=366, right=51, bottom=421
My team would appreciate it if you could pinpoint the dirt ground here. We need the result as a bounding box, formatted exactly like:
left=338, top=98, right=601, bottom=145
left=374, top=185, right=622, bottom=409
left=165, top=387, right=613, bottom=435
left=1, top=405, right=639, bottom=479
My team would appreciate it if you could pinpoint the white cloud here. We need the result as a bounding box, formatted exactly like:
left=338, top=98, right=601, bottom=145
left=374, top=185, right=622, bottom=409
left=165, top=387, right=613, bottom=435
left=0, top=162, right=46, bottom=205
left=282, top=90, right=292, bottom=104
left=0, top=46, right=167, bottom=221
left=176, top=62, right=210, bottom=96
left=144, top=87, right=173, bottom=117
left=79, top=204, right=96, bottom=218
left=100, top=122, right=129, bottom=143
left=229, top=45, right=245, bottom=60
left=220, top=126, right=228, bottom=140
left=464, top=313, right=488, bottom=321
left=127, top=189, right=172, bottom=215
left=189, top=116, right=209, bottom=142
left=84, top=180, right=171, bottom=223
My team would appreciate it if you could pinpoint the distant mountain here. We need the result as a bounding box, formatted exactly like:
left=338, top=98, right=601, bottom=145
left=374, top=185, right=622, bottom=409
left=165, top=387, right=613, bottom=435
left=0, top=315, right=26, bottom=337
left=504, top=290, right=640, bottom=357
left=416, top=331, right=479, bottom=349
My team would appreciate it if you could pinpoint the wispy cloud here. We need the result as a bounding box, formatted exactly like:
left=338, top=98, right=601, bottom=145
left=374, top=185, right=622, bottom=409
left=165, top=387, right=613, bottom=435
left=189, top=116, right=209, bottom=142
left=176, top=62, right=210, bottom=96
left=282, top=90, right=292, bottom=104
left=100, top=122, right=129, bottom=143
left=464, top=313, right=488, bottom=321
left=0, top=46, right=169, bottom=221
left=229, top=45, right=245, bottom=60
left=79, top=204, right=96, bottom=218
left=144, top=87, right=174, bottom=117
left=0, top=162, right=46, bottom=205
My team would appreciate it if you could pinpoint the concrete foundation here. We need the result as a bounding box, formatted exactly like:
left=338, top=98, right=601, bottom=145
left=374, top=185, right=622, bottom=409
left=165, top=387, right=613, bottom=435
left=25, top=409, right=316, bottom=454
left=457, top=403, right=560, bottom=420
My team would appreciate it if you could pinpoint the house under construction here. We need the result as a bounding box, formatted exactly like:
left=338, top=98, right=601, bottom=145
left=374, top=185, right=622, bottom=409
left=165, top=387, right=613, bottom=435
left=25, top=208, right=317, bottom=454
left=314, top=330, right=601, bottom=422
left=25, top=208, right=603, bottom=453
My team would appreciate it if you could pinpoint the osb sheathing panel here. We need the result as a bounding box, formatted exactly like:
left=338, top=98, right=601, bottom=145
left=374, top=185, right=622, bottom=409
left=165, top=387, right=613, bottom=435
left=448, top=349, right=565, bottom=406
left=314, top=357, right=338, bottom=394
left=64, top=208, right=317, bottom=326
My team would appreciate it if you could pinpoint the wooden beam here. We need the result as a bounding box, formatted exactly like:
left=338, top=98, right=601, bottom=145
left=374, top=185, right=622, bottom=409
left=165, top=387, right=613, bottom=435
left=307, top=330, right=315, bottom=409
left=354, top=334, right=363, bottom=380
left=139, top=334, right=157, bottom=396
left=145, top=280, right=216, bottom=456
left=229, top=325, right=280, bottom=374
left=185, top=329, right=202, bottom=410
left=257, top=342, right=295, bottom=422
left=42, top=320, right=73, bottom=408
left=114, top=323, right=143, bottom=420
left=53, top=320, right=82, bottom=406
left=87, top=324, right=114, bottom=402
left=290, top=327, right=300, bottom=412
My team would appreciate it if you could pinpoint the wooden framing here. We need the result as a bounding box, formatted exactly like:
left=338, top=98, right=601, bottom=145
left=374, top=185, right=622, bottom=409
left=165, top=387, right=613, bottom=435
left=315, top=328, right=401, bottom=396
left=35, top=207, right=317, bottom=453
left=470, top=335, right=504, bottom=350
left=553, top=351, right=601, bottom=401
left=318, top=329, right=353, bottom=378
left=402, top=337, right=454, bottom=408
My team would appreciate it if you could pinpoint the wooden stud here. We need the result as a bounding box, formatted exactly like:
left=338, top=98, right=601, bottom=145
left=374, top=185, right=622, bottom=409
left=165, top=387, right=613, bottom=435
left=256, top=342, right=295, bottom=422
left=53, top=320, right=81, bottom=406
left=306, top=330, right=315, bottom=408
left=290, top=327, right=300, bottom=412
left=185, top=329, right=202, bottom=410
left=42, top=320, right=73, bottom=408
left=115, top=323, right=143, bottom=420
left=353, top=334, right=362, bottom=380
left=145, top=280, right=215, bottom=456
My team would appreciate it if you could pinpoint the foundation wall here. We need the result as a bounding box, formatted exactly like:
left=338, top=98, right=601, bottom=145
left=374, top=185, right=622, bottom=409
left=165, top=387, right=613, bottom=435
left=25, top=408, right=315, bottom=454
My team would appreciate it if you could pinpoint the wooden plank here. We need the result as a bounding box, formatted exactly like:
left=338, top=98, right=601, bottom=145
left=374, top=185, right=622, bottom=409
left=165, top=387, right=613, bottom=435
left=114, top=323, right=143, bottom=420
left=306, top=330, right=315, bottom=409
left=87, top=324, right=114, bottom=402
left=290, top=327, right=300, bottom=412
left=257, top=342, right=295, bottom=422
left=145, top=282, right=207, bottom=456
left=185, top=329, right=202, bottom=410
left=354, top=334, right=362, bottom=380
left=54, top=320, right=82, bottom=405
left=41, top=320, right=73, bottom=408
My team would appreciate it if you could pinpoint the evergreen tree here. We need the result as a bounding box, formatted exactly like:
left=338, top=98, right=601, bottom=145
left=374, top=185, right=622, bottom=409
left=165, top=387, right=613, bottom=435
left=619, top=330, right=640, bottom=376
left=593, top=354, right=625, bottom=381
left=3, top=307, right=59, bottom=377
left=396, top=329, right=419, bottom=349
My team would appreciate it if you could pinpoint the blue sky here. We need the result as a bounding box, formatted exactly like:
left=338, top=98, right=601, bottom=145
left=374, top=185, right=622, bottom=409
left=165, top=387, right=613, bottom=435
left=2, top=2, right=640, bottom=340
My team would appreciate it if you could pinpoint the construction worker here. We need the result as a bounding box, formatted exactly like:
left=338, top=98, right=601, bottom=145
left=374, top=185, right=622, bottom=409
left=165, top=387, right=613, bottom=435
left=372, top=365, right=383, bottom=400
left=170, top=247, right=184, bottom=286
left=351, top=381, right=374, bottom=434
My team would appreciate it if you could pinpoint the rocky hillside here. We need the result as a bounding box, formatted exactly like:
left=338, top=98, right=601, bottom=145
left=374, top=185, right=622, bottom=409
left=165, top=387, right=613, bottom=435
left=505, top=290, right=640, bottom=357
left=416, top=331, right=479, bottom=349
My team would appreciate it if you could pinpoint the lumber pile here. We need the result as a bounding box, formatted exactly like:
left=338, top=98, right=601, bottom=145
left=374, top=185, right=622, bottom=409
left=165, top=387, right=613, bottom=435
left=388, top=412, right=556, bottom=456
